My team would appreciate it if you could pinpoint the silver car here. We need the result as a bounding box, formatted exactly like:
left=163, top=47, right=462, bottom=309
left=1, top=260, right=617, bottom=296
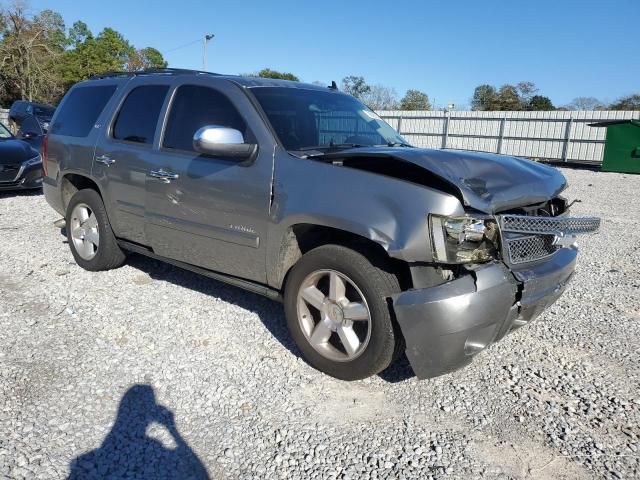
left=42, top=68, right=599, bottom=380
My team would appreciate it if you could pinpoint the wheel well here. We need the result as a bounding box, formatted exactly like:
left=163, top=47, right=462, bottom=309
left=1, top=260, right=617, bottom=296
left=277, top=224, right=412, bottom=291
left=61, top=174, right=101, bottom=210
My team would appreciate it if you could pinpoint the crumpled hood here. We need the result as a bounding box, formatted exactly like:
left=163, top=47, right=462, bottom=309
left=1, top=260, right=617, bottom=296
left=327, top=147, right=567, bottom=213
left=0, top=139, right=39, bottom=165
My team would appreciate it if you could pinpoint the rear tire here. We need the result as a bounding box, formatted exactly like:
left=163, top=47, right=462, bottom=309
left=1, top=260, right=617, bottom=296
left=65, top=189, right=126, bottom=271
left=284, top=244, right=402, bottom=381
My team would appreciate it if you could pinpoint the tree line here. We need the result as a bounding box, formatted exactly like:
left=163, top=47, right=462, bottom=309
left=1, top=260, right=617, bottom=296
left=471, top=82, right=639, bottom=111
left=0, top=1, right=167, bottom=107
left=253, top=70, right=640, bottom=112
left=241, top=71, right=432, bottom=111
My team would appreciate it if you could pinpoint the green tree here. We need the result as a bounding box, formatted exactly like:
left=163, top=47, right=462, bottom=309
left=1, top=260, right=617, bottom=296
left=243, top=68, right=299, bottom=81
left=127, top=47, right=167, bottom=71
left=528, top=95, right=555, bottom=111
left=609, top=94, right=640, bottom=110
left=57, top=23, right=167, bottom=86
left=496, top=84, right=522, bottom=110
left=341, top=75, right=370, bottom=99
left=399, top=89, right=431, bottom=110
left=471, top=84, right=498, bottom=111
left=57, top=26, right=133, bottom=86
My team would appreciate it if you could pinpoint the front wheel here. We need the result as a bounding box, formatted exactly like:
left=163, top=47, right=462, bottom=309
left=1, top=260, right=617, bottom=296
left=284, top=244, right=402, bottom=380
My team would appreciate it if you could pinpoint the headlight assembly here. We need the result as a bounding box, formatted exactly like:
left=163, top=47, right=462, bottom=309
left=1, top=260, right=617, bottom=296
left=23, top=154, right=42, bottom=167
left=429, top=214, right=499, bottom=264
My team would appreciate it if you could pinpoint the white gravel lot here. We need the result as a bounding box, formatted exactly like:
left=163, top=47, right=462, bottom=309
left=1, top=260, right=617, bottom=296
left=0, top=167, right=639, bottom=480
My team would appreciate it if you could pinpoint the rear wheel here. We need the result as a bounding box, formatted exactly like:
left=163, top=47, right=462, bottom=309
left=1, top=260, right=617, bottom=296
left=65, top=189, right=126, bottom=271
left=284, top=244, right=402, bottom=380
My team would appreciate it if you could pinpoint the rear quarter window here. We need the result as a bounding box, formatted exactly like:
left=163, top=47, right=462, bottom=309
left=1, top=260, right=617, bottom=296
left=50, top=85, right=117, bottom=137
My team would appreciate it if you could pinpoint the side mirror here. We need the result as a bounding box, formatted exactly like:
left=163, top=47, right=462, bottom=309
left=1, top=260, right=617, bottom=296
left=192, top=126, right=257, bottom=160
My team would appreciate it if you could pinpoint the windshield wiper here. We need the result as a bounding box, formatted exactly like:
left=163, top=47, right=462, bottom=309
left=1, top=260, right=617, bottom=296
left=384, top=142, right=413, bottom=147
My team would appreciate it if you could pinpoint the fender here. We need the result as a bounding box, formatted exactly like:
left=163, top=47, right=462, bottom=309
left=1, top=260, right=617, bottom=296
left=266, top=152, right=465, bottom=288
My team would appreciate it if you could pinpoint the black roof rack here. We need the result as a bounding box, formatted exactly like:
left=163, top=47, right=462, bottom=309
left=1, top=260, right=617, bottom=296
left=89, top=68, right=222, bottom=80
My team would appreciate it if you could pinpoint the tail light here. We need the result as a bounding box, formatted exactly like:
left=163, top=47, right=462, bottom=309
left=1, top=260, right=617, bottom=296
left=42, top=133, right=49, bottom=176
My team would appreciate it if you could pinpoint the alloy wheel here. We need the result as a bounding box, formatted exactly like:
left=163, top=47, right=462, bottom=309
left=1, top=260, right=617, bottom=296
left=296, top=269, right=372, bottom=362
left=69, top=203, right=100, bottom=260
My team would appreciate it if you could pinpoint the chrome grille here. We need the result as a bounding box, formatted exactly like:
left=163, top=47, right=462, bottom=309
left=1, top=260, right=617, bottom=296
left=505, top=234, right=558, bottom=264
left=500, top=215, right=600, bottom=235
left=499, top=214, right=600, bottom=265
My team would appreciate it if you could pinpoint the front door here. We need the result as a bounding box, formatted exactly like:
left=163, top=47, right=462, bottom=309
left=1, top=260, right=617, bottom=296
left=144, top=80, right=274, bottom=284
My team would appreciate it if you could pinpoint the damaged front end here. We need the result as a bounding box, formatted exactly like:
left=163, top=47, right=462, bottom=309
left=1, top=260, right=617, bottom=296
left=393, top=200, right=600, bottom=379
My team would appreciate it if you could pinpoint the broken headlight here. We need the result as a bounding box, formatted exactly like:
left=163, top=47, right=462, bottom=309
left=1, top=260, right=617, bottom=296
left=429, top=214, right=499, bottom=264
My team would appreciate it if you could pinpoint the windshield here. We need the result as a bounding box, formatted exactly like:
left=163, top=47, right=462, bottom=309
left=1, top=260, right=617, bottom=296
left=0, top=122, right=12, bottom=139
left=251, top=87, right=407, bottom=151
left=34, top=106, right=54, bottom=117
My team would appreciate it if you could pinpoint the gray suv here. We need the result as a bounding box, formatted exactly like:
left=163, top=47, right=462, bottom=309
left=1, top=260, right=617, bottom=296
left=43, top=69, right=599, bottom=381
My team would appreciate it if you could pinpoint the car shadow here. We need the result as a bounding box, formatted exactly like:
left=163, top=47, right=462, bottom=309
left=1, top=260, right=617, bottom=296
left=125, top=253, right=416, bottom=383
left=72, top=250, right=415, bottom=384
left=125, top=253, right=303, bottom=359
left=0, top=188, right=42, bottom=199
left=68, top=384, right=209, bottom=479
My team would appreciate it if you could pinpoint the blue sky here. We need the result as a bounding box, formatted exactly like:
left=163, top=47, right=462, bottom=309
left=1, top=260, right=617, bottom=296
left=31, top=0, right=639, bottom=108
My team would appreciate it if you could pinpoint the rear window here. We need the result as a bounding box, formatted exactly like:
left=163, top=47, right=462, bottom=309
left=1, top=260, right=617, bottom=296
left=50, top=85, right=117, bottom=137
left=113, top=85, right=168, bottom=144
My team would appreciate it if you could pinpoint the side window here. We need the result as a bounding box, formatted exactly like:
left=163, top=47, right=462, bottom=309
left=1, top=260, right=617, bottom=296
left=26, top=105, right=33, bottom=114
left=163, top=85, right=246, bottom=152
left=112, top=85, right=168, bottom=144
left=50, top=85, right=117, bottom=137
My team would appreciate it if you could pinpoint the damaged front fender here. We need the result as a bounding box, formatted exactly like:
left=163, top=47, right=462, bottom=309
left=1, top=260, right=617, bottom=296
left=266, top=151, right=465, bottom=287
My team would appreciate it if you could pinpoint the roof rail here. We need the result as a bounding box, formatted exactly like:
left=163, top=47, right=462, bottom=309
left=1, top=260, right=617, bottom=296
left=89, top=68, right=221, bottom=80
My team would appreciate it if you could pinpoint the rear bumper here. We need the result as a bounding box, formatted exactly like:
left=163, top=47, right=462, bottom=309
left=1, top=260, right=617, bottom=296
left=392, top=247, right=577, bottom=379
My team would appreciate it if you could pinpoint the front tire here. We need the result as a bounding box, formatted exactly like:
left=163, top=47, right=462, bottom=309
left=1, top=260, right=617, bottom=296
left=65, top=189, right=126, bottom=271
left=284, top=244, right=402, bottom=381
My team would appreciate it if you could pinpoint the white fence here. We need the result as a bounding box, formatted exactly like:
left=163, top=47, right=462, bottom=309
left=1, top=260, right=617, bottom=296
left=377, top=110, right=639, bottom=164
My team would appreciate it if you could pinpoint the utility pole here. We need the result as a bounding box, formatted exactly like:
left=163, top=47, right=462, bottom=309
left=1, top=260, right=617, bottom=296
left=202, top=34, right=215, bottom=71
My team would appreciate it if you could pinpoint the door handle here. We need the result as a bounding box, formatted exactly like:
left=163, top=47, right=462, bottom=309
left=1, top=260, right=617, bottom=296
left=95, top=155, right=116, bottom=166
left=148, top=169, right=179, bottom=183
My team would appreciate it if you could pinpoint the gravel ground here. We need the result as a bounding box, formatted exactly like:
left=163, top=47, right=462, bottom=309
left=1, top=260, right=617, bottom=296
left=0, top=167, right=638, bottom=480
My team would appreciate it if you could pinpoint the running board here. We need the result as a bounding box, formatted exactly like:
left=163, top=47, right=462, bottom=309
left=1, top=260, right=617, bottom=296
left=117, top=239, right=282, bottom=302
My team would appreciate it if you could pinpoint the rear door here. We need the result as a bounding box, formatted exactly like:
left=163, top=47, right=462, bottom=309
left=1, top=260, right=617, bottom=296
left=93, top=79, right=172, bottom=245
left=144, top=78, right=276, bottom=283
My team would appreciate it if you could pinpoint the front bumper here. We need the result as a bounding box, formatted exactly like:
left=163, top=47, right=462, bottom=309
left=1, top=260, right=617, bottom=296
left=0, top=163, right=42, bottom=190
left=392, top=247, right=577, bottom=379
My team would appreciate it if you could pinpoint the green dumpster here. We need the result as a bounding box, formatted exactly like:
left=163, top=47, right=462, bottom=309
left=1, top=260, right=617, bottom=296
left=590, top=120, right=640, bottom=174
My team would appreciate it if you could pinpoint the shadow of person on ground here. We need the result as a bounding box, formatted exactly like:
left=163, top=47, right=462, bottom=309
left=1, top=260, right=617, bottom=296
left=68, top=384, right=209, bottom=479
